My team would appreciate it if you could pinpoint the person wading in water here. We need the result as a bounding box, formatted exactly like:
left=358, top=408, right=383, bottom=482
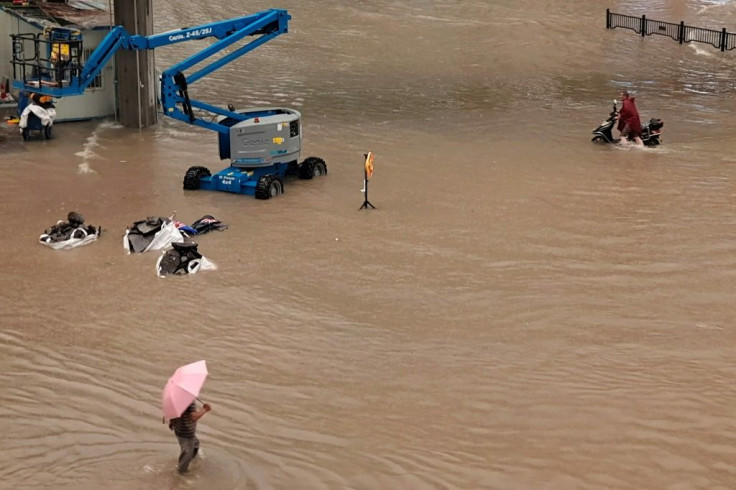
left=169, top=401, right=211, bottom=473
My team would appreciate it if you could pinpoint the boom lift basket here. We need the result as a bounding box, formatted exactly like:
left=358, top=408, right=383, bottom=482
left=11, top=27, right=83, bottom=89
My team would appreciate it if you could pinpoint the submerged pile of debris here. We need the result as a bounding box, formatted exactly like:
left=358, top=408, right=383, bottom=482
left=39, top=210, right=227, bottom=277
left=39, top=211, right=101, bottom=250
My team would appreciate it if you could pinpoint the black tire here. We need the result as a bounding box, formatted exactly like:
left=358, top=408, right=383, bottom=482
left=591, top=135, right=605, bottom=143
left=44, top=125, right=52, bottom=139
left=298, top=156, right=328, bottom=180
left=21, top=128, right=29, bottom=141
left=183, top=166, right=211, bottom=190
left=255, top=175, right=284, bottom=199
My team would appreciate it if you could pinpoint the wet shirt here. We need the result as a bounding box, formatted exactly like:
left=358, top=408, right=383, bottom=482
left=170, top=405, right=197, bottom=438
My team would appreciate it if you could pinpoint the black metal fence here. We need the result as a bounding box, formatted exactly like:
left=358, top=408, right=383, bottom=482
left=606, top=9, right=736, bottom=51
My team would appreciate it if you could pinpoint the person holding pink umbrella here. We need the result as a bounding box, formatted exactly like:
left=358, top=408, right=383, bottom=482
left=169, top=401, right=211, bottom=473
left=161, top=360, right=212, bottom=474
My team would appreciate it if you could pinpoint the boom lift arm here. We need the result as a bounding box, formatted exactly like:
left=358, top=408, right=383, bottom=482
left=11, top=8, right=290, bottom=134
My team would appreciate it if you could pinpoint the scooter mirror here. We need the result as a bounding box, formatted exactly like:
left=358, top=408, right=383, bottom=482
left=613, top=99, right=618, bottom=106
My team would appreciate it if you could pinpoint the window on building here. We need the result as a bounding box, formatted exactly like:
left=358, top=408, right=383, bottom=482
left=83, top=49, right=103, bottom=88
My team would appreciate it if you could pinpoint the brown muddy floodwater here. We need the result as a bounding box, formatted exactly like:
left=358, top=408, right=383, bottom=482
left=1, top=0, right=736, bottom=489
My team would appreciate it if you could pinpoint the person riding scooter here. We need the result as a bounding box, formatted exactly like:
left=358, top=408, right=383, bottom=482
left=591, top=99, right=663, bottom=147
left=617, top=90, right=643, bottom=146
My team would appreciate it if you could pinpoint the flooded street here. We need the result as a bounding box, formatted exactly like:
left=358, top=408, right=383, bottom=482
left=1, top=0, right=736, bottom=488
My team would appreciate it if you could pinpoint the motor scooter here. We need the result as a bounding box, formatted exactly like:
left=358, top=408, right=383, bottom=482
left=591, top=99, right=663, bottom=146
left=18, top=92, right=55, bottom=141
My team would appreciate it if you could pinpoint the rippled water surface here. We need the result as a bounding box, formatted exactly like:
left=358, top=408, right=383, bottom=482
left=2, top=0, right=736, bottom=489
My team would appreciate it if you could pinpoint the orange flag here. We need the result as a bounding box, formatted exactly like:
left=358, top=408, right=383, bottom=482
left=365, top=151, right=374, bottom=179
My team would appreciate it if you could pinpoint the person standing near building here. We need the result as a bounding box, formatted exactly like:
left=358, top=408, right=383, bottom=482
left=168, top=401, right=211, bottom=473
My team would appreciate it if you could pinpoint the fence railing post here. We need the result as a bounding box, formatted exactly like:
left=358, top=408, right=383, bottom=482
left=606, top=8, right=610, bottom=29
left=641, top=15, right=647, bottom=36
left=678, top=21, right=684, bottom=44
left=721, top=27, right=727, bottom=51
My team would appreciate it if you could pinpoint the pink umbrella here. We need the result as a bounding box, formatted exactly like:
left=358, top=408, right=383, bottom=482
left=161, top=360, right=208, bottom=421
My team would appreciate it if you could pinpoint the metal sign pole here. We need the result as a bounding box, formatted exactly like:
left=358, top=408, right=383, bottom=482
left=359, top=152, right=375, bottom=210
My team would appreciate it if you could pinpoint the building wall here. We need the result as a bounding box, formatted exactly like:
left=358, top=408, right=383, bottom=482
left=54, top=29, right=117, bottom=122
left=0, top=8, right=116, bottom=122
left=0, top=10, right=15, bottom=90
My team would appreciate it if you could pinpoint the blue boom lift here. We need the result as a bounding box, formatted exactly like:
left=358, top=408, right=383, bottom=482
left=10, top=9, right=327, bottom=199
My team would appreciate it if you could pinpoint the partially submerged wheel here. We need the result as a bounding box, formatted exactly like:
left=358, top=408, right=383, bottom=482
left=591, top=135, right=605, bottom=143
left=70, top=228, right=88, bottom=240
left=44, top=125, right=52, bottom=140
left=255, top=175, right=284, bottom=199
left=21, top=128, right=29, bottom=141
left=298, top=156, right=328, bottom=180
left=183, top=166, right=211, bottom=190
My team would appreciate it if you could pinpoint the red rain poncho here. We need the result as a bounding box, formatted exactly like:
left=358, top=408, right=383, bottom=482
left=617, top=97, right=642, bottom=137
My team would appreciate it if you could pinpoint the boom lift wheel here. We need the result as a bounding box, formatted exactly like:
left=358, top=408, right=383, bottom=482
left=298, top=156, right=328, bottom=180
left=255, top=175, right=283, bottom=199
left=183, top=166, right=211, bottom=190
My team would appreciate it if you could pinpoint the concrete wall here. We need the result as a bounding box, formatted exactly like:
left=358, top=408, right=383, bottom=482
left=0, top=9, right=16, bottom=91
left=0, top=8, right=116, bottom=122
left=114, top=0, right=157, bottom=128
